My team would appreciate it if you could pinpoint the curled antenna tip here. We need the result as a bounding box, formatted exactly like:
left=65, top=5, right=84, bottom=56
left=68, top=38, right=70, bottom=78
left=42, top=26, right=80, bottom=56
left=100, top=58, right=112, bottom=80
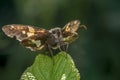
left=79, top=25, right=87, bottom=30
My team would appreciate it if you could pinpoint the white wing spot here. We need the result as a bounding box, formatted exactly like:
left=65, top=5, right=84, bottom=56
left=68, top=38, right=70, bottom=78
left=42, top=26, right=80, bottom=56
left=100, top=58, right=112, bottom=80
left=11, top=25, right=14, bottom=28
left=31, top=40, right=41, bottom=47
left=27, top=32, right=34, bottom=37
left=26, top=47, right=35, bottom=51
left=9, top=25, right=14, bottom=30
left=28, top=26, right=35, bottom=32
left=22, top=31, right=26, bottom=34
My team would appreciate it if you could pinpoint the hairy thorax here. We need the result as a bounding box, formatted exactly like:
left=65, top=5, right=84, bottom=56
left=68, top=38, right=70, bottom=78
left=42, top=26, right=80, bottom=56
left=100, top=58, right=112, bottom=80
left=47, top=28, right=65, bottom=49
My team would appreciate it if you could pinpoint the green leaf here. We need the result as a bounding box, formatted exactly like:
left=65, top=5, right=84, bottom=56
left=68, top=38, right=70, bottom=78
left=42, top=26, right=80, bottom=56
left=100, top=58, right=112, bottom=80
left=20, top=51, right=80, bottom=80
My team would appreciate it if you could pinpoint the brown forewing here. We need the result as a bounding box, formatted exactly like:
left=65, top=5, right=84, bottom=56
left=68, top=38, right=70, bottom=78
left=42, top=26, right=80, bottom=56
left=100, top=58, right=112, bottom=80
left=2, top=24, right=49, bottom=50
left=2, top=24, right=48, bottom=41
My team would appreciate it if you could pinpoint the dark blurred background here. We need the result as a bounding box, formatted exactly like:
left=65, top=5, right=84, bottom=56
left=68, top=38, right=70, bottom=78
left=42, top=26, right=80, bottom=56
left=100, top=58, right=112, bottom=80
left=0, top=0, right=120, bottom=80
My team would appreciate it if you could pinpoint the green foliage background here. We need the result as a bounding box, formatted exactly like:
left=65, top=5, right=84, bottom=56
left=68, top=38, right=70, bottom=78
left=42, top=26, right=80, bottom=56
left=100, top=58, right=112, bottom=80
left=0, top=0, right=120, bottom=80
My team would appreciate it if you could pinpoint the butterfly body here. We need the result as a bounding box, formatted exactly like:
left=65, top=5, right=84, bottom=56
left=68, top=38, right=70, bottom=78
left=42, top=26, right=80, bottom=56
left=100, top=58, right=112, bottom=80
left=2, top=20, right=86, bottom=51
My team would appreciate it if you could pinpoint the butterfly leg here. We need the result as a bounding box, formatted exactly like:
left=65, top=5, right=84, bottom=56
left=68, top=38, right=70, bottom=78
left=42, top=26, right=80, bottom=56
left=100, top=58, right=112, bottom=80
left=58, top=45, right=62, bottom=51
left=59, top=43, right=69, bottom=52
left=45, top=43, right=53, bottom=57
left=64, top=43, right=69, bottom=52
